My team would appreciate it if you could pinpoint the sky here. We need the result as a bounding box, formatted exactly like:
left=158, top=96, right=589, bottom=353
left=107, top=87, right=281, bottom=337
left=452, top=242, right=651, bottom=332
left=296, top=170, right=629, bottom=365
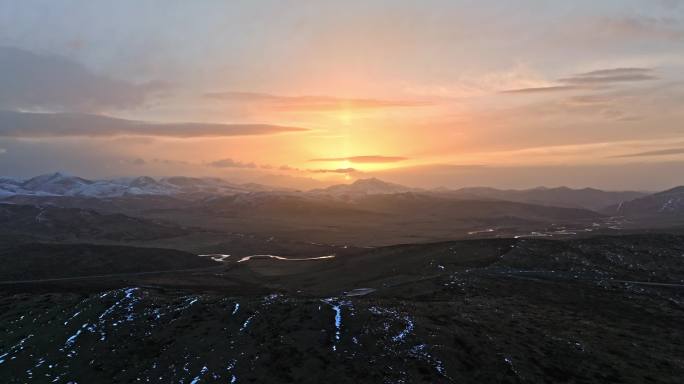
left=0, top=0, right=683, bottom=190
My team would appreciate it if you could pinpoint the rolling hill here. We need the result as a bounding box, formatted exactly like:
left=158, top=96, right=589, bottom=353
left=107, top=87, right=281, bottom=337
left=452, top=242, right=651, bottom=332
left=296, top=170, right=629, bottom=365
left=0, top=203, right=187, bottom=242
left=605, top=186, right=684, bottom=218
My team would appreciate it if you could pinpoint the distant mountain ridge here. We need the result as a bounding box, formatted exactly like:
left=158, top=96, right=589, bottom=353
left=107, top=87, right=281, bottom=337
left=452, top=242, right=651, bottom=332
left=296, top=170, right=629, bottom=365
left=0, top=172, right=280, bottom=199
left=607, top=185, right=684, bottom=216
left=0, top=173, right=661, bottom=213
left=435, top=186, right=647, bottom=211
left=310, top=178, right=418, bottom=196
left=315, top=179, right=646, bottom=211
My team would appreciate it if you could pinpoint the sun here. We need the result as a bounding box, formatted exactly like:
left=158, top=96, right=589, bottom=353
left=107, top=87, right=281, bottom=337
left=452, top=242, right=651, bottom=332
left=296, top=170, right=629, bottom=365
left=337, top=110, right=355, bottom=125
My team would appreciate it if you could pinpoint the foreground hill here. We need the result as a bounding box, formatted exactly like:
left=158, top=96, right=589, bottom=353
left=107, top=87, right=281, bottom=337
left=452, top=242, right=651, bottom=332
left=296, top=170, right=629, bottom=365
left=0, top=243, right=216, bottom=281
left=0, top=234, right=682, bottom=383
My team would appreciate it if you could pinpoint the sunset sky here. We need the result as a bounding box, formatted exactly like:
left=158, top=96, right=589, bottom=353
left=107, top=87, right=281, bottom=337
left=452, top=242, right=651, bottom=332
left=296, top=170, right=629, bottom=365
left=1, top=0, right=683, bottom=190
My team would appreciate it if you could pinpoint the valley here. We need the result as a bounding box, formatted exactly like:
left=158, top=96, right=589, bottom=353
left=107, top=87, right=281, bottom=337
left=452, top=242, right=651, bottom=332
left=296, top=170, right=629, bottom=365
left=1, top=174, right=683, bottom=383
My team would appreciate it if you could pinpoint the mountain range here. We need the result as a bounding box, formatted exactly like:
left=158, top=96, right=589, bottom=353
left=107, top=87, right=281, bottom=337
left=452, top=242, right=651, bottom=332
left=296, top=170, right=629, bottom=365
left=435, top=186, right=646, bottom=211
left=0, top=172, right=278, bottom=199
left=0, top=173, right=656, bottom=212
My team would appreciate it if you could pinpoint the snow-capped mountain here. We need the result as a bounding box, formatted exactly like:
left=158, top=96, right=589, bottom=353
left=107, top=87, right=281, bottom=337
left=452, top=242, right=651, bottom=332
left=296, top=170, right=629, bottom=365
left=0, top=177, right=33, bottom=197
left=21, top=172, right=93, bottom=195
left=609, top=186, right=684, bottom=216
left=0, top=173, right=269, bottom=199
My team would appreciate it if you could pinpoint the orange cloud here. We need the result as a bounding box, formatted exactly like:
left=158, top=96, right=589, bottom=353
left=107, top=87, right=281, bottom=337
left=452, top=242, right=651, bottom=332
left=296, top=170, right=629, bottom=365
left=501, top=85, right=579, bottom=94
left=204, top=92, right=433, bottom=111
left=309, top=168, right=358, bottom=174
left=208, top=158, right=257, bottom=168
left=309, top=155, right=408, bottom=163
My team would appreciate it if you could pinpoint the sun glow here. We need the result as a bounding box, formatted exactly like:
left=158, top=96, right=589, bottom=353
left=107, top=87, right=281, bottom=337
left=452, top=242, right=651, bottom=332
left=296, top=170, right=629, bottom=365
left=338, top=110, right=354, bottom=125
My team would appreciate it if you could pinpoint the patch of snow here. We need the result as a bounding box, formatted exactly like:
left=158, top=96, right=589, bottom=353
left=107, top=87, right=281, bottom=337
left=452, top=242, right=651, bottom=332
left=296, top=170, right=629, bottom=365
left=0, top=334, right=33, bottom=365
left=198, top=254, right=231, bottom=262
left=190, top=366, right=209, bottom=384
left=392, top=315, right=415, bottom=343
left=468, top=228, right=495, bottom=235
left=321, top=298, right=352, bottom=351
left=240, top=314, right=255, bottom=332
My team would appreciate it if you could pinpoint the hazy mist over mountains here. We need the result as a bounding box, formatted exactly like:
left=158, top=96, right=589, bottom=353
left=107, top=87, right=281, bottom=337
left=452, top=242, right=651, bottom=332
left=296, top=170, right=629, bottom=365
left=0, top=171, right=650, bottom=205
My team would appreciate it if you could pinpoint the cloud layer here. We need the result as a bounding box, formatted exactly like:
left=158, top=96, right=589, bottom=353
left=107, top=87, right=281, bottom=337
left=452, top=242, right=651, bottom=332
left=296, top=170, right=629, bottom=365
left=0, top=46, right=166, bottom=112
left=0, top=110, right=308, bottom=138
left=309, top=155, right=408, bottom=163
left=208, top=158, right=257, bottom=168
left=613, top=147, right=684, bottom=158
left=205, top=92, right=432, bottom=111
left=503, top=68, right=658, bottom=93
left=309, top=168, right=358, bottom=174
left=559, top=68, right=657, bottom=85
